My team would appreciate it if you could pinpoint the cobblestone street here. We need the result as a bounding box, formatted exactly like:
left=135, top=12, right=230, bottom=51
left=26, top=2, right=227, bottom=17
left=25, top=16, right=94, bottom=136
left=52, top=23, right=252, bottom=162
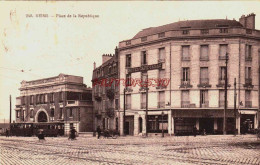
left=0, top=135, right=260, bottom=165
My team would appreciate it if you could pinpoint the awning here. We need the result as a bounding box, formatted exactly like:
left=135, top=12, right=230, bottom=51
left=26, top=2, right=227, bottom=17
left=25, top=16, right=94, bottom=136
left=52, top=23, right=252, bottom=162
left=171, top=109, right=237, bottom=118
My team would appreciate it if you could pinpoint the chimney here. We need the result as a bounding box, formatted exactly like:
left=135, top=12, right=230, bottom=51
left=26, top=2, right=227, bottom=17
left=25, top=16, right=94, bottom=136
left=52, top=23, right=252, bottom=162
left=102, top=54, right=113, bottom=64
left=93, top=62, right=96, bottom=69
left=239, top=13, right=255, bottom=29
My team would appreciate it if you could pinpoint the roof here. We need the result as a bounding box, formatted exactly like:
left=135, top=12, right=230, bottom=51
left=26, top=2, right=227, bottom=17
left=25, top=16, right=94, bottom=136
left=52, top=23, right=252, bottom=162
left=132, top=19, right=243, bottom=39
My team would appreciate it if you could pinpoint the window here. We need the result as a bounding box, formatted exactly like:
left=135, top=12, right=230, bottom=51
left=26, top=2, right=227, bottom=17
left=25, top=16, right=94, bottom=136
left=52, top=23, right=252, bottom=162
left=126, top=54, right=131, bottom=67
left=219, top=67, right=226, bottom=81
left=245, top=67, right=252, bottom=85
left=219, top=44, right=228, bottom=59
left=182, top=46, right=190, bottom=60
left=245, top=90, right=251, bottom=107
left=158, top=70, right=165, bottom=79
left=182, top=30, right=189, bottom=35
left=182, top=67, right=190, bottom=82
left=30, top=110, right=34, bottom=118
left=158, top=91, right=165, bottom=108
left=21, top=96, right=25, bottom=105
left=201, top=29, right=209, bottom=34
left=219, top=90, right=225, bottom=107
left=200, top=45, right=209, bottom=60
left=158, top=32, right=165, bottom=38
left=51, top=108, right=54, bottom=117
left=158, top=48, right=165, bottom=62
left=141, top=72, right=148, bottom=87
left=44, top=94, right=48, bottom=103
left=30, top=95, right=34, bottom=105
left=115, top=99, right=119, bottom=110
left=36, top=95, right=40, bottom=104
left=50, top=93, right=54, bottom=103
left=16, top=110, right=20, bottom=118
left=126, top=94, right=131, bottom=109
left=141, top=51, right=147, bottom=65
left=200, top=90, right=208, bottom=107
left=200, top=67, right=209, bottom=84
left=181, top=90, right=190, bottom=107
left=245, top=45, right=252, bottom=60
left=141, top=37, right=147, bottom=42
left=59, top=92, right=64, bottom=102
left=59, top=108, right=63, bottom=119
left=126, top=74, right=132, bottom=87
left=69, top=108, right=73, bottom=117
left=219, top=28, right=228, bottom=33
left=141, top=93, right=146, bottom=109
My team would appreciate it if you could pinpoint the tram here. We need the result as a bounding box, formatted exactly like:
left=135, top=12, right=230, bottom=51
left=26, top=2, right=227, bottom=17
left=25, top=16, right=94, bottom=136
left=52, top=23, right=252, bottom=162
left=10, top=122, right=64, bottom=137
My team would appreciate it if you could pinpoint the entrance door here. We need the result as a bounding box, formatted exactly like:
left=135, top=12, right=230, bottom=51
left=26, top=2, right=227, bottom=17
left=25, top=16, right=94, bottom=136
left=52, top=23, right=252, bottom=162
left=199, top=118, right=214, bottom=134
left=125, top=122, right=130, bottom=135
left=240, top=114, right=255, bottom=134
left=38, top=111, right=47, bottom=122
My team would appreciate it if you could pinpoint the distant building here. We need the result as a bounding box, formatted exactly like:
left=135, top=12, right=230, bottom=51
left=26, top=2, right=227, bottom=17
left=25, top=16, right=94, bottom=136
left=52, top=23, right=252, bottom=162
left=15, top=74, right=93, bottom=135
left=118, top=13, right=260, bottom=135
left=92, top=48, right=119, bottom=132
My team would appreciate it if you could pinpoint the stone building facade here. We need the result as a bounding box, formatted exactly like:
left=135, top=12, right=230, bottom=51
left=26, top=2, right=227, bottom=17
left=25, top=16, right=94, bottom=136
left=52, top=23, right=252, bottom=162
left=92, top=48, right=119, bottom=132
left=15, top=74, right=93, bottom=135
left=118, top=13, right=260, bottom=136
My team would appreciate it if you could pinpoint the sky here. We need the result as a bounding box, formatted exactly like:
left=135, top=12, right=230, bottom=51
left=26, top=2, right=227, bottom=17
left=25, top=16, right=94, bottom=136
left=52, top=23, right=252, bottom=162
left=0, top=1, right=260, bottom=122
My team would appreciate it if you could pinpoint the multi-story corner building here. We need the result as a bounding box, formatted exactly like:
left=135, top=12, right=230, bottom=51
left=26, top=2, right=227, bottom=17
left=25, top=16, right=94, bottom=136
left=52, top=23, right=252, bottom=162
left=15, top=74, right=93, bottom=135
left=118, top=13, right=260, bottom=136
left=92, top=48, right=119, bottom=131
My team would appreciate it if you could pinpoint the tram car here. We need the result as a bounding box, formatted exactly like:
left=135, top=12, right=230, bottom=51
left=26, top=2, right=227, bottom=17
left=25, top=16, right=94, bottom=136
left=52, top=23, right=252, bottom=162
left=10, top=122, right=64, bottom=137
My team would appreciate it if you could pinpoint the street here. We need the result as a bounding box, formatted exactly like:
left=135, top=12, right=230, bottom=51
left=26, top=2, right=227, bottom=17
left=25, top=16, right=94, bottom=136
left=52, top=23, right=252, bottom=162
left=0, top=135, right=260, bottom=165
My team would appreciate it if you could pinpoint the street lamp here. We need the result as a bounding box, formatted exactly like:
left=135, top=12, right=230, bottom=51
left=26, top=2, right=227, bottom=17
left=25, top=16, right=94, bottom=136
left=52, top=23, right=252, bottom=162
left=162, top=111, right=164, bottom=137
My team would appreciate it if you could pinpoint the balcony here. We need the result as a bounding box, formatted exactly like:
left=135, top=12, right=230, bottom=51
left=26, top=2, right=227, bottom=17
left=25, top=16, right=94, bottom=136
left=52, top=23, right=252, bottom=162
left=200, top=56, right=209, bottom=61
left=181, top=101, right=190, bottom=108
left=158, top=59, right=165, bottom=63
left=219, top=56, right=227, bottom=60
left=244, top=78, right=253, bottom=88
left=219, top=101, right=228, bottom=107
left=245, top=101, right=252, bottom=108
left=200, top=101, right=209, bottom=108
left=66, top=100, right=91, bottom=107
left=139, top=86, right=149, bottom=92
left=180, top=79, right=192, bottom=88
left=216, top=78, right=231, bottom=88
left=245, top=56, right=252, bottom=61
left=141, top=102, right=146, bottom=109
left=182, top=56, right=190, bottom=61
left=106, top=88, right=115, bottom=100
left=156, top=85, right=167, bottom=90
left=125, top=87, right=133, bottom=93
left=157, top=102, right=165, bottom=108
left=198, top=78, right=211, bottom=88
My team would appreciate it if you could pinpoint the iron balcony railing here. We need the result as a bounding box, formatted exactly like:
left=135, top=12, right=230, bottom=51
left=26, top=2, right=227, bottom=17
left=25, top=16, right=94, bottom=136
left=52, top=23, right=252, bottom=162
left=200, top=78, right=209, bottom=85
left=182, top=56, right=190, bottom=61
left=157, top=102, right=165, bottom=108
left=126, top=104, right=131, bottom=109
left=141, top=102, right=146, bottom=109
left=200, top=101, right=209, bottom=108
left=219, top=101, right=228, bottom=107
left=181, top=101, right=190, bottom=108
left=245, top=101, right=252, bottom=108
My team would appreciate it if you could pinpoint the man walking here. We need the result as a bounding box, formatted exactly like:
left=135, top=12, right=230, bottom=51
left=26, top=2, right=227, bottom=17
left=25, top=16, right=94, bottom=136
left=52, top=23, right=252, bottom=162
left=97, top=126, right=101, bottom=139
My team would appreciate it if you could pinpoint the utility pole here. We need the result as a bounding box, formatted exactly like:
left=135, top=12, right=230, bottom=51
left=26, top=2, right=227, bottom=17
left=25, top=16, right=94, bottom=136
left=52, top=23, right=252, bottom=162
left=123, top=88, right=126, bottom=136
left=234, top=78, right=237, bottom=136
left=162, top=111, right=164, bottom=137
left=223, top=53, right=228, bottom=135
left=145, top=83, right=149, bottom=137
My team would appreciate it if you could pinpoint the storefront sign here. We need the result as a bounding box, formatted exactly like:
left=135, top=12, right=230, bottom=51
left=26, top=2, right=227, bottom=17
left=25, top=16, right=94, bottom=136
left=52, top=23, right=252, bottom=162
left=128, top=63, right=162, bottom=73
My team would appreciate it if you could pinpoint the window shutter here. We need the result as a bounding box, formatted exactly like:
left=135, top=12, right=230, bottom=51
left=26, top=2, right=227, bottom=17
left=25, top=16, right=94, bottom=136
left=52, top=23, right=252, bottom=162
left=200, top=45, right=208, bottom=59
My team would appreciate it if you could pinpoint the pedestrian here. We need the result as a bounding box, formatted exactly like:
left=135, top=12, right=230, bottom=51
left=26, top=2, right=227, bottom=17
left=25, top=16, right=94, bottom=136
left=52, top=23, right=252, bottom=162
left=69, top=127, right=77, bottom=140
left=38, top=130, right=45, bottom=141
left=203, top=129, right=207, bottom=136
left=5, top=129, right=9, bottom=137
left=97, top=126, right=101, bottom=139
left=193, top=126, right=197, bottom=137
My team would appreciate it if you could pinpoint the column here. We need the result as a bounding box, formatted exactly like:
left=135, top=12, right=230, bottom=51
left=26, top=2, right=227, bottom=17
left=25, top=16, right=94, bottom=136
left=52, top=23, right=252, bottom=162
left=119, top=112, right=124, bottom=135
left=134, top=114, right=139, bottom=136
left=168, top=110, right=172, bottom=135
left=237, top=115, right=240, bottom=134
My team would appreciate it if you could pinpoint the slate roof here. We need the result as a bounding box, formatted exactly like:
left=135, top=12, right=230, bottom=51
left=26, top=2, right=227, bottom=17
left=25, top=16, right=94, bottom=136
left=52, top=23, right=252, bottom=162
left=132, top=19, right=243, bottom=39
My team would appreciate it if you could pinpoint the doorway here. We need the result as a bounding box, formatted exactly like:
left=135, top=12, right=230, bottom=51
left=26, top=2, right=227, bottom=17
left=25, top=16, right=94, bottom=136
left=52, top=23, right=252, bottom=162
left=199, top=118, right=214, bottom=134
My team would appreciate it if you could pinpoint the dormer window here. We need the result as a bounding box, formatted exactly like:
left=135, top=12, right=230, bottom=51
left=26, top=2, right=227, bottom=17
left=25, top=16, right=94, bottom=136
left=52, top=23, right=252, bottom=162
left=182, top=30, right=189, bottom=35
left=126, top=40, right=131, bottom=45
left=158, top=32, right=165, bottom=38
left=219, top=28, right=228, bottom=33
left=141, top=37, right=147, bottom=42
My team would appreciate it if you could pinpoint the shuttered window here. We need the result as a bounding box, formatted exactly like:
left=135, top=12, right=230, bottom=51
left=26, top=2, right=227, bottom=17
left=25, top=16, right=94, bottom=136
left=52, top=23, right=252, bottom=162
left=200, top=45, right=208, bottom=60
left=159, top=48, right=165, bottom=60
left=219, top=44, right=228, bottom=57
left=181, top=90, right=189, bottom=102
left=182, top=46, right=190, bottom=59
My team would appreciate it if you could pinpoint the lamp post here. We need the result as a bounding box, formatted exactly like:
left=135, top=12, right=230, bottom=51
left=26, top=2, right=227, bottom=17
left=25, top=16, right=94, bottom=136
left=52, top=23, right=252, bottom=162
left=162, top=111, right=164, bottom=137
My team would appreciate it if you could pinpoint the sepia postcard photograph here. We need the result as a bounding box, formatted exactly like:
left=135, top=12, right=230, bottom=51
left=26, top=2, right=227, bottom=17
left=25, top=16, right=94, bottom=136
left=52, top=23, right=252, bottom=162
left=0, top=1, right=260, bottom=164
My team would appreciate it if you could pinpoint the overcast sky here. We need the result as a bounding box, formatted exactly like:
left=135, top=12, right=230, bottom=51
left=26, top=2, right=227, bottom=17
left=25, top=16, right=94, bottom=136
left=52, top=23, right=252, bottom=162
left=0, top=1, right=260, bottom=122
